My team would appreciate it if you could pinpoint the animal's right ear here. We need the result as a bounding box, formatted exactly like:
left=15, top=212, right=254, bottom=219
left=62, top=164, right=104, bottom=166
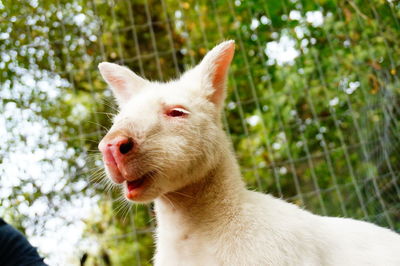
left=98, top=62, right=149, bottom=106
left=191, top=41, right=235, bottom=110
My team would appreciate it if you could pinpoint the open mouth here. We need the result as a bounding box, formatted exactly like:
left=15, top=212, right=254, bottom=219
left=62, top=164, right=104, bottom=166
left=127, top=177, right=145, bottom=191
left=125, top=171, right=155, bottom=200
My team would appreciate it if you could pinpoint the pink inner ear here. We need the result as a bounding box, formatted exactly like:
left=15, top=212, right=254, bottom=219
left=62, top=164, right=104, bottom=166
left=107, top=75, right=127, bottom=90
left=210, top=43, right=235, bottom=105
left=103, top=71, right=132, bottom=99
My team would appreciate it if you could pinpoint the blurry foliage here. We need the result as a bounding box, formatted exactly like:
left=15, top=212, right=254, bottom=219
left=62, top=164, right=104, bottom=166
left=0, top=0, right=399, bottom=264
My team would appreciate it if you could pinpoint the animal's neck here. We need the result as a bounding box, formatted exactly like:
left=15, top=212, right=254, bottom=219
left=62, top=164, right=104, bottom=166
left=154, top=150, right=245, bottom=229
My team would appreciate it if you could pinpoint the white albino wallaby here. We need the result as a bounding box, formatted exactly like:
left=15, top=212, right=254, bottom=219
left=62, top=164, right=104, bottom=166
left=98, top=40, right=400, bottom=266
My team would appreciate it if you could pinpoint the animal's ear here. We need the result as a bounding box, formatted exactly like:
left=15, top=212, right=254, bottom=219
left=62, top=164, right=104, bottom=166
left=98, top=62, right=149, bottom=106
left=198, top=40, right=235, bottom=108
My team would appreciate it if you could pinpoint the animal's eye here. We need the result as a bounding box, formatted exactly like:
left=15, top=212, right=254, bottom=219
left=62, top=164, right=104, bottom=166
left=166, top=107, right=190, bottom=118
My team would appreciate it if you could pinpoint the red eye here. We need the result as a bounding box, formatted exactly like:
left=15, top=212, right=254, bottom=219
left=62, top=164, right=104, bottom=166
left=166, top=107, right=190, bottom=118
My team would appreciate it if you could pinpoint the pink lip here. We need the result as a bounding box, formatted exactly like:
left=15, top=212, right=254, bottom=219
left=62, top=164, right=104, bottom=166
left=126, top=179, right=146, bottom=200
left=102, top=146, right=125, bottom=183
left=125, top=172, right=154, bottom=200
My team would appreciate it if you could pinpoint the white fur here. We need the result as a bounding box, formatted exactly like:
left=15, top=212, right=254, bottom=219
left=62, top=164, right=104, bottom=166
left=98, top=40, right=400, bottom=266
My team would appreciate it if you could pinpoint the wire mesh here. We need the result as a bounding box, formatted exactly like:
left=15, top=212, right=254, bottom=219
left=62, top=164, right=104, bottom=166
left=1, top=0, right=399, bottom=264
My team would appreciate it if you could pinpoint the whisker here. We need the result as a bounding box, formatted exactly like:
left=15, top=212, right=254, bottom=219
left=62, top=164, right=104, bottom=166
left=169, top=191, right=194, bottom=199
left=100, top=98, right=119, bottom=113
left=161, top=194, right=176, bottom=210
left=87, top=121, right=110, bottom=132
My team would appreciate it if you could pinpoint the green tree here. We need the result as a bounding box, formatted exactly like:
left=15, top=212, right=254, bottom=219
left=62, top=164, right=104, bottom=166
left=1, top=0, right=399, bottom=264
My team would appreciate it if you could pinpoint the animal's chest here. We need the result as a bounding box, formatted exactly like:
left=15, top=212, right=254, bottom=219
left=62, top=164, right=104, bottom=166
left=153, top=223, right=278, bottom=266
left=153, top=221, right=321, bottom=266
left=154, top=230, right=220, bottom=266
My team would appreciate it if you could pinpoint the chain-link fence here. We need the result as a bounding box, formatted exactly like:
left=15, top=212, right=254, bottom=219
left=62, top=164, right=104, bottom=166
left=1, top=0, right=399, bottom=264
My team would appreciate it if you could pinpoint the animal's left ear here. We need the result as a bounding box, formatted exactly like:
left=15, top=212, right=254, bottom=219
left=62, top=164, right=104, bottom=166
left=98, top=62, right=149, bottom=107
left=198, top=40, right=235, bottom=109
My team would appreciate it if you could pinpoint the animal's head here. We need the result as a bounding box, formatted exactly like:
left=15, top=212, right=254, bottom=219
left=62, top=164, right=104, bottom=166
left=98, top=41, right=235, bottom=202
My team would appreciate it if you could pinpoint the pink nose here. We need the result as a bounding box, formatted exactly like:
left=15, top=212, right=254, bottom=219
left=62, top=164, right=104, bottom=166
left=98, top=136, right=135, bottom=183
left=99, top=136, right=134, bottom=155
